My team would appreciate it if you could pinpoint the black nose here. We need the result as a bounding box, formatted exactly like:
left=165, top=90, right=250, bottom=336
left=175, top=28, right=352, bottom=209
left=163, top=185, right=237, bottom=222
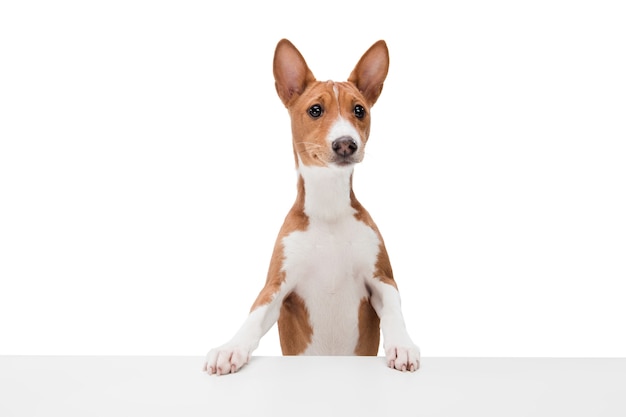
left=332, top=136, right=358, bottom=157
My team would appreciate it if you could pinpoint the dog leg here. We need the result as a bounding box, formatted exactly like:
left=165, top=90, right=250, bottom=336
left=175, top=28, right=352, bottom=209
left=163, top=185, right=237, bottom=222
left=368, top=278, right=421, bottom=372
left=204, top=287, right=288, bottom=375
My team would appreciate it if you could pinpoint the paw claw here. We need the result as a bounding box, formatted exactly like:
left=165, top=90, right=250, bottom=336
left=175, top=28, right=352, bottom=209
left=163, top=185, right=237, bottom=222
left=204, top=344, right=252, bottom=376
left=385, top=343, right=420, bottom=372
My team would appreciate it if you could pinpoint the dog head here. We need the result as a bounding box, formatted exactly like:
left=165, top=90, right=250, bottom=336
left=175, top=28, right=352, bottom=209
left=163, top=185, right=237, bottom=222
left=273, top=39, right=389, bottom=168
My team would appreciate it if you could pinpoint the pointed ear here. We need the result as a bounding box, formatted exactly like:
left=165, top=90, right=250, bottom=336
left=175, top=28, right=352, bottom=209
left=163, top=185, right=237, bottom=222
left=347, top=40, right=389, bottom=106
left=273, top=39, right=316, bottom=106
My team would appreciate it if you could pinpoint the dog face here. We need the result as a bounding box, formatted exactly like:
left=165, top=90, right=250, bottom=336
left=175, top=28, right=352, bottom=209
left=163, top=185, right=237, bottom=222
left=286, top=80, right=371, bottom=167
left=273, top=39, right=389, bottom=169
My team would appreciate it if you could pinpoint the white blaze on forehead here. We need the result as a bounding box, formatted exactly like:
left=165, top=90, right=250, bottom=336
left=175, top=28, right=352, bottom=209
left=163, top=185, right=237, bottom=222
left=327, top=82, right=361, bottom=145
left=326, top=116, right=362, bottom=146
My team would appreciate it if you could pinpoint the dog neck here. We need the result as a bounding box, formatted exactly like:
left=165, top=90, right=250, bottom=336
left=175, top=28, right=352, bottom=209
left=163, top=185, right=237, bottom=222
left=296, top=160, right=356, bottom=222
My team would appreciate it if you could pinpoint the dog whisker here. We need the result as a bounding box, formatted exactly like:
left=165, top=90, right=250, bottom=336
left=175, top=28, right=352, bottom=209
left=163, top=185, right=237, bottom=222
left=294, top=141, right=325, bottom=149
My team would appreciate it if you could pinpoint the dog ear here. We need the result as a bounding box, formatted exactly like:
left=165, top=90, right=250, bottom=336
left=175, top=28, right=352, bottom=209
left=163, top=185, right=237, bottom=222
left=273, top=39, right=316, bottom=107
left=348, top=40, right=389, bottom=106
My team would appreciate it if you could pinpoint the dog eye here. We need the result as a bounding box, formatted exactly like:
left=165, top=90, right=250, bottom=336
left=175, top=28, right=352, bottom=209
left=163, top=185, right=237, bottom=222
left=354, top=105, right=366, bottom=119
left=308, top=104, right=323, bottom=118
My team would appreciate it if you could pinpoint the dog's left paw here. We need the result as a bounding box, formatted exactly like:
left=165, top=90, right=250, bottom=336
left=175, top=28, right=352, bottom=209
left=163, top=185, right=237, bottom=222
left=203, top=343, right=252, bottom=376
left=385, top=343, right=420, bottom=372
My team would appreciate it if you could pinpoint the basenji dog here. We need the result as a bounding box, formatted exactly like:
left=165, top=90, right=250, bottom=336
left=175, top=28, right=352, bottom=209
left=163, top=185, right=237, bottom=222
left=204, top=39, right=420, bottom=375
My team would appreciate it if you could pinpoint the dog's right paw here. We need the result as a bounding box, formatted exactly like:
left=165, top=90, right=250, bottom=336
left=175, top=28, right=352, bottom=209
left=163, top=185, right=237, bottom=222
left=203, top=344, right=252, bottom=376
left=385, top=343, right=421, bottom=372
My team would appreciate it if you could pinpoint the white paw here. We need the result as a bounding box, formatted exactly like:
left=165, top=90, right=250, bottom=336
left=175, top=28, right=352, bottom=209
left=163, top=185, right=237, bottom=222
left=385, top=343, right=420, bottom=372
left=203, top=344, right=252, bottom=376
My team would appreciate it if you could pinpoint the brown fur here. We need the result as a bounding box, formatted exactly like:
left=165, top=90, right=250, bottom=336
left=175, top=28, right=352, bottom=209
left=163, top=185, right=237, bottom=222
left=250, top=176, right=309, bottom=312
left=278, top=292, right=314, bottom=355
left=286, top=82, right=371, bottom=167
left=354, top=297, right=381, bottom=355
left=352, top=192, right=398, bottom=289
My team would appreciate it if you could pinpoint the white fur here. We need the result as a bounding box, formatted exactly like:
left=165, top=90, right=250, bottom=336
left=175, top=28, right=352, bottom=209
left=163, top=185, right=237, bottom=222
left=368, top=277, right=420, bottom=370
left=326, top=116, right=362, bottom=148
left=204, top=305, right=273, bottom=375
left=282, top=170, right=380, bottom=354
left=297, top=160, right=354, bottom=220
left=204, top=274, right=294, bottom=374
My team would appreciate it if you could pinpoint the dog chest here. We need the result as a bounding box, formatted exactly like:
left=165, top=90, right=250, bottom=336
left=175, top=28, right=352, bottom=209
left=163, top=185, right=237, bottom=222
left=281, top=216, right=380, bottom=289
left=279, top=216, right=380, bottom=353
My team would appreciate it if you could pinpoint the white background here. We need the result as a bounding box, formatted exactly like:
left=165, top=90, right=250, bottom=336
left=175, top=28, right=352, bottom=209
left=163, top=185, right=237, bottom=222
left=1, top=0, right=624, bottom=357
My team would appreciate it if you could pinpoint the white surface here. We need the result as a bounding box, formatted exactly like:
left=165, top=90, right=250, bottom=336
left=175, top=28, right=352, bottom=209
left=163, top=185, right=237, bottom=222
left=1, top=356, right=625, bottom=417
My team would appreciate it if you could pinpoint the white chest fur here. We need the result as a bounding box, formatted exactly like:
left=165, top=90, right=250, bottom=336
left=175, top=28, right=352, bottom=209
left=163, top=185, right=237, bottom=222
left=280, top=163, right=381, bottom=354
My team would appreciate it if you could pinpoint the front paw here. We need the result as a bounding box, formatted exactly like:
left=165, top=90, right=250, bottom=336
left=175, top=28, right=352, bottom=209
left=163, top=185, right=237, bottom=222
left=385, top=344, right=420, bottom=372
left=203, top=344, right=252, bottom=376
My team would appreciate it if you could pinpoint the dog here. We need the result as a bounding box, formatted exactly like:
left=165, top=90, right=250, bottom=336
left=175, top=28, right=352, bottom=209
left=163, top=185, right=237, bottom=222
left=204, top=39, right=420, bottom=375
